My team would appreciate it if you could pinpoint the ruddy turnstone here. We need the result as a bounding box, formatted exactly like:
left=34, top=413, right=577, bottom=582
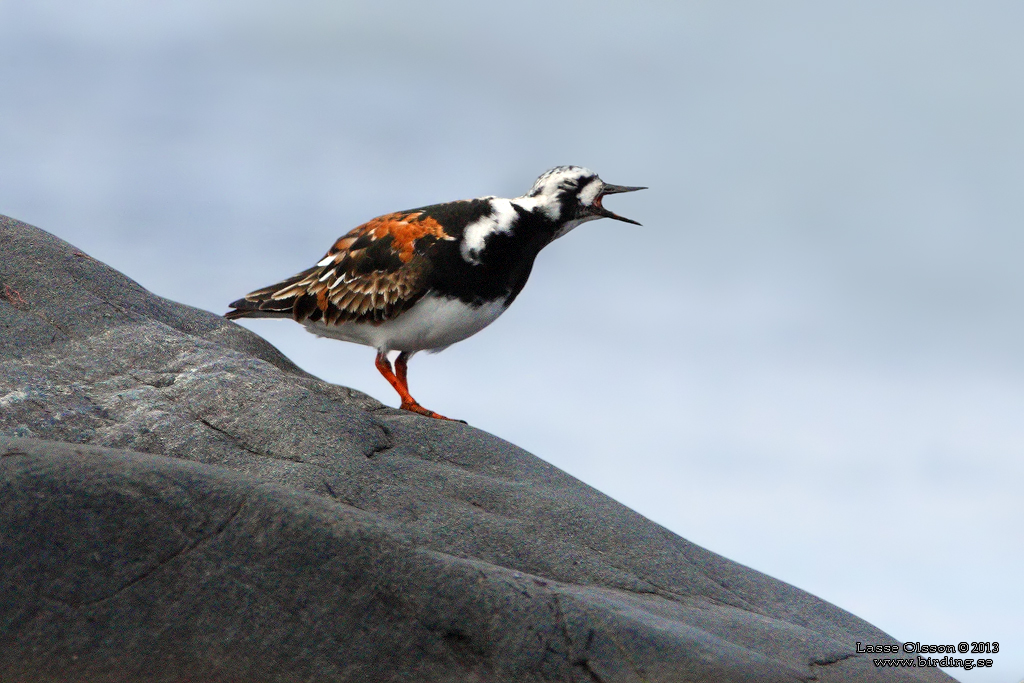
left=225, top=166, right=645, bottom=420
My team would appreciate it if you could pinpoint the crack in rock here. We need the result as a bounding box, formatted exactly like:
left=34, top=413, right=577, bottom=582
left=366, top=419, right=395, bottom=458
left=194, top=415, right=302, bottom=462
left=574, top=658, right=606, bottom=683
left=810, top=652, right=858, bottom=667
left=55, top=496, right=248, bottom=609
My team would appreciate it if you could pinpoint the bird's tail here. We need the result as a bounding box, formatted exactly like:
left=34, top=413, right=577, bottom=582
left=224, top=267, right=319, bottom=321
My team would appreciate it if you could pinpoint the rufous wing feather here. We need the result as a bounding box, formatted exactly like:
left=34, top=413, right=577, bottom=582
left=225, top=210, right=454, bottom=325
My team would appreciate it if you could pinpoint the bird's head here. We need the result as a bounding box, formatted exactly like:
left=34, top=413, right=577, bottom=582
left=520, top=166, right=645, bottom=238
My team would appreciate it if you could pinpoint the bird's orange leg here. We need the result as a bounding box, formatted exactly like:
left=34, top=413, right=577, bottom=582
left=394, top=350, right=411, bottom=391
left=375, top=351, right=456, bottom=421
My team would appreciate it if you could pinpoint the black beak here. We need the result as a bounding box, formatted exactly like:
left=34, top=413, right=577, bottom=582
left=594, top=183, right=646, bottom=225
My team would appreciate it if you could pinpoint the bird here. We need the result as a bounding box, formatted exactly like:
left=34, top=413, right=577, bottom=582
left=225, top=166, right=645, bottom=421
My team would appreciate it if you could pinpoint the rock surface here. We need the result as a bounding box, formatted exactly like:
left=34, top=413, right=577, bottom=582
left=0, top=213, right=951, bottom=682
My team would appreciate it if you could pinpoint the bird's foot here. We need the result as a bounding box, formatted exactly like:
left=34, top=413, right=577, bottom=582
left=400, top=401, right=465, bottom=423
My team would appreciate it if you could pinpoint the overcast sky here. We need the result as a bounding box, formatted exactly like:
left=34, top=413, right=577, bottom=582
left=1, top=2, right=1021, bottom=680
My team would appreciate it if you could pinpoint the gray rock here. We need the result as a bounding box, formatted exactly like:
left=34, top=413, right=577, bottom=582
left=0, top=213, right=950, bottom=682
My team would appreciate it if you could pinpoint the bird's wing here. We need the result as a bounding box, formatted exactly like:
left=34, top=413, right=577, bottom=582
left=226, top=210, right=456, bottom=325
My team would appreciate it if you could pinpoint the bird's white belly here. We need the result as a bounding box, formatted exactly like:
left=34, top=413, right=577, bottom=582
left=303, top=295, right=508, bottom=353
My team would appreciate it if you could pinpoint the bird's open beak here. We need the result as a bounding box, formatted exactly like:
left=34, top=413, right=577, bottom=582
left=594, top=183, right=646, bottom=225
